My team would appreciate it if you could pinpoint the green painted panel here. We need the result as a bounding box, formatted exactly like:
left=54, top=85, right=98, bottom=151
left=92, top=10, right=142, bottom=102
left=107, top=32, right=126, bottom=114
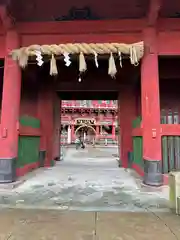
left=168, top=136, right=175, bottom=170
left=133, top=136, right=143, bottom=167
left=162, top=136, right=180, bottom=173
left=161, top=109, right=167, bottom=124
left=19, top=115, right=40, bottom=128
left=174, top=137, right=180, bottom=169
left=17, top=136, right=40, bottom=168
left=132, top=116, right=142, bottom=129
left=162, top=136, right=168, bottom=173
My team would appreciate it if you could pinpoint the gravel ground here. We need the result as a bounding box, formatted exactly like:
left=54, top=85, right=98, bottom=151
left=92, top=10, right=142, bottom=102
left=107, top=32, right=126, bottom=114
left=0, top=147, right=169, bottom=212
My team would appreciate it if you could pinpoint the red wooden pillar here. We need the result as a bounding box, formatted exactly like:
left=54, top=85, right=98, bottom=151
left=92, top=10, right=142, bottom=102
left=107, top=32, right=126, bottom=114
left=71, top=124, right=74, bottom=142
left=96, top=125, right=99, bottom=138
left=119, top=86, right=136, bottom=168
left=38, top=85, right=54, bottom=167
left=38, top=87, right=46, bottom=167
left=118, top=96, right=121, bottom=162
left=141, top=27, right=163, bottom=186
left=53, top=97, right=61, bottom=161
left=112, top=121, right=116, bottom=140
left=0, top=30, right=21, bottom=182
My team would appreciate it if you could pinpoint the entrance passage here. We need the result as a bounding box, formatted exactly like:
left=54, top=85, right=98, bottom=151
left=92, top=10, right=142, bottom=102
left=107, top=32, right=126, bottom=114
left=21, top=54, right=140, bottom=175
left=55, top=55, right=140, bottom=167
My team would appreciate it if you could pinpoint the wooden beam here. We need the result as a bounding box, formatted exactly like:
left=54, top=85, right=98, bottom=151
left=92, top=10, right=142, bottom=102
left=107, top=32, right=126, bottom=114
left=147, top=0, right=162, bottom=26
left=17, top=19, right=146, bottom=35
left=0, top=5, right=14, bottom=30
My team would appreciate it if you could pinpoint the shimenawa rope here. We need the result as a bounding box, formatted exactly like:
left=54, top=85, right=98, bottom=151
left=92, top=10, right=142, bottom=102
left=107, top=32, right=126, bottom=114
left=10, top=42, right=144, bottom=78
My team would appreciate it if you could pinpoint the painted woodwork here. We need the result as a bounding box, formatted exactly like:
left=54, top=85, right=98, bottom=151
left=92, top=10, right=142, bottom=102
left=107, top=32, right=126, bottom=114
left=17, top=116, right=40, bottom=174
left=37, top=86, right=54, bottom=167
left=141, top=28, right=161, bottom=162
left=0, top=30, right=21, bottom=183
left=0, top=19, right=180, bottom=57
left=119, top=86, right=137, bottom=168
left=141, top=28, right=163, bottom=186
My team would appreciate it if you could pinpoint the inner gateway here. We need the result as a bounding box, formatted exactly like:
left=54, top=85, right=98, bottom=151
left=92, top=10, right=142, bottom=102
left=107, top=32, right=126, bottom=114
left=61, top=100, right=118, bottom=145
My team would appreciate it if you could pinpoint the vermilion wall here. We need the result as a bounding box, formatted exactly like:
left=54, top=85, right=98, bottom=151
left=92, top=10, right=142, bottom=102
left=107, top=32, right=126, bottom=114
left=119, top=85, right=138, bottom=167
left=0, top=65, right=4, bottom=119
left=19, top=75, right=40, bottom=143
left=0, top=35, right=5, bottom=58
left=20, top=88, right=38, bottom=118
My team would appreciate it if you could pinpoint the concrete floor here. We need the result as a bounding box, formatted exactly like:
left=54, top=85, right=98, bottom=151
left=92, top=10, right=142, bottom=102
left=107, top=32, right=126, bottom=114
left=0, top=146, right=169, bottom=212
left=0, top=209, right=180, bottom=239
left=0, top=146, right=179, bottom=239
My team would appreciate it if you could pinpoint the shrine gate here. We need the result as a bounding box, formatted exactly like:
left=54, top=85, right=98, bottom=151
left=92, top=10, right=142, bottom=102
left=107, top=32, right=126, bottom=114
left=0, top=0, right=179, bottom=186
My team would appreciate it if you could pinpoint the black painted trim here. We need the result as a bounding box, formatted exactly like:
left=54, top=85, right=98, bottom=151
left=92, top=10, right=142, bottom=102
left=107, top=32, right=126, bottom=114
left=0, top=158, right=16, bottom=183
left=39, top=150, right=46, bottom=167
left=143, top=159, right=163, bottom=186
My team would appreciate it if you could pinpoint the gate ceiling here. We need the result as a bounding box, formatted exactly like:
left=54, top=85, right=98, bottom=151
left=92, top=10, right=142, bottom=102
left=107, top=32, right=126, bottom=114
left=9, top=0, right=180, bottom=21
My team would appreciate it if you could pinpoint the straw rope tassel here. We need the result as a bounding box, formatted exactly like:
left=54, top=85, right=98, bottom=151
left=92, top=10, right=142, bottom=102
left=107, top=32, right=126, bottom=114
left=108, top=53, right=117, bottom=78
left=79, top=52, right=87, bottom=73
left=19, top=50, right=28, bottom=68
left=130, top=46, right=138, bottom=66
left=50, top=54, right=58, bottom=76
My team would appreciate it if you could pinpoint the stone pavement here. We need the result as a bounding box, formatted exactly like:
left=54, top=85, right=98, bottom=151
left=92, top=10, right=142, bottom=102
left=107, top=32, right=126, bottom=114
left=0, top=209, right=180, bottom=239
left=0, top=146, right=169, bottom=212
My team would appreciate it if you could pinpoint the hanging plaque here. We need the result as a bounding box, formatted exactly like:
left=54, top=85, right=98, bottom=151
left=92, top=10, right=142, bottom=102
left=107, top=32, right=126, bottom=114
left=75, top=118, right=96, bottom=125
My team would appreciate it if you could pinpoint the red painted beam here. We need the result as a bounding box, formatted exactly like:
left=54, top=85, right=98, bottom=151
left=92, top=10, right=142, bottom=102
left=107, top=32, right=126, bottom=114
left=0, top=5, right=14, bottom=30
left=161, top=124, right=180, bottom=136
left=17, top=19, right=146, bottom=35
left=19, top=125, right=41, bottom=136
left=132, top=127, right=143, bottom=137
left=21, top=33, right=141, bottom=47
left=147, top=0, right=162, bottom=26
left=158, top=31, right=180, bottom=55
left=132, top=125, right=180, bottom=137
left=158, top=19, right=180, bottom=31
left=15, top=18, right=180, bottom=36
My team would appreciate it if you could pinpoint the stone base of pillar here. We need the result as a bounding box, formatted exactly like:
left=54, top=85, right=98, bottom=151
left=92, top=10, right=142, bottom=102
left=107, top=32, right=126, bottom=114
left=143, top=159, right=163, bottom=186
left=39, top=150, right=46, bottom=167
left=0, top=158, right=16, bottom=183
